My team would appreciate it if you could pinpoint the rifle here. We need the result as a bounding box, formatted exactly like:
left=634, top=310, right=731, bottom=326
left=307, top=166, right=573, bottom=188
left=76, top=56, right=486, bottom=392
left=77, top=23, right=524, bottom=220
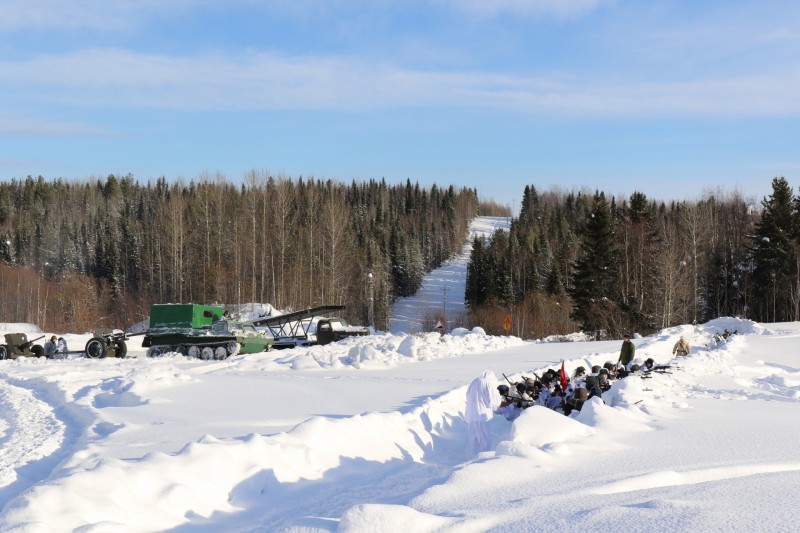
left=501, top=373, right=535, bottom=406
left=643, top=364, right=672, bottom=375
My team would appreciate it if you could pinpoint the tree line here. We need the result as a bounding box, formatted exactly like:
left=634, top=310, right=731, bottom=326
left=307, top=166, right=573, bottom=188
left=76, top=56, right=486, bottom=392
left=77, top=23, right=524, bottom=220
left=466, top=177, right=799, bottom=338
left=0, top=174, right=478, bottom=332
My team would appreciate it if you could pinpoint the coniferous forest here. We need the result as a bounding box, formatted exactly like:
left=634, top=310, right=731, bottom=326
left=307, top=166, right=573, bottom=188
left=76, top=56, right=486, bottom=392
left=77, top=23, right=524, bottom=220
left=0, top=173, right=478, bottom=332
left=466, top=177, right=800, bottom=338
left=1, top=173, right=798, bottom=339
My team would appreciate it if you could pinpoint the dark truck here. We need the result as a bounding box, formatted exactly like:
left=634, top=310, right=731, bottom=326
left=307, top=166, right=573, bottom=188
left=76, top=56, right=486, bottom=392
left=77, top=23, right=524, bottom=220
left=142, top=303, right=273, bottom=359
left=253, top=306, right=369, bottom=349
left=315, top=317, right=370, bottom=345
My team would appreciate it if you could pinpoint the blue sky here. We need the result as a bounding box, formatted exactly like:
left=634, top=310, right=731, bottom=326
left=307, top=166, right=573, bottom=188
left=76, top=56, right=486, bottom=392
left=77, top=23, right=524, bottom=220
left=2, top=0, right=799, bottom=208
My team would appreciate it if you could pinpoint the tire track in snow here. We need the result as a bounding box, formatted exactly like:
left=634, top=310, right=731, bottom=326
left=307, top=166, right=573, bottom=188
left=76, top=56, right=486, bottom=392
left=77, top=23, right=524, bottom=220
left=0, top=376, right=66, bottom=503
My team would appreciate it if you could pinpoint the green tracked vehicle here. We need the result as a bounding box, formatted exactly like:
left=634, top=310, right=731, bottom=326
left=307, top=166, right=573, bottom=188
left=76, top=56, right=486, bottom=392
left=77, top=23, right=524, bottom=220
left=142, top=304, right=273, bottom=359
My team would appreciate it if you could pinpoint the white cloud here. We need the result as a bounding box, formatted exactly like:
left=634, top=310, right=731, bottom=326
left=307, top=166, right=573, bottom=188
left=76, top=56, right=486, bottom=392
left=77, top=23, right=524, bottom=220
left=0, top=0, right=610, bottom=31
left=438, top=0, right=611, bottom=18
left=0, top=112, right=109, bottom=137
left=0, top=0, right=209, bottom=31
left=2, top=48, right=799, bottom=117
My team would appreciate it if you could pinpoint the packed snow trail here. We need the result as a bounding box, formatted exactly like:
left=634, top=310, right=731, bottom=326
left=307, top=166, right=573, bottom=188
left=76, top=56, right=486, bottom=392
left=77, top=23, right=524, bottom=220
left=390, top=216, right=511, bottom=334
left=0, top=375, right=67, bottom=504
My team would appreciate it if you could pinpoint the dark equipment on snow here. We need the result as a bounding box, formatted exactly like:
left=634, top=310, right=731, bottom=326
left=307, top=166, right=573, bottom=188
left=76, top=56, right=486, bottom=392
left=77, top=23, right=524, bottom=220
left=253, top=305, right=369, bottom=348
left=84, top=328, right=131, bottom=359
left=643, top=364, right=673, bottom=374
left=0, top=333, right=45, bottom=359
left=142, top=304, right=274, bottom=359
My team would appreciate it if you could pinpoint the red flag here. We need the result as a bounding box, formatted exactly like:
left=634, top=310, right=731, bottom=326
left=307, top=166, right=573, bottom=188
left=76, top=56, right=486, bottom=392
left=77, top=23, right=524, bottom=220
left=559, top=360, right=568, bottom=390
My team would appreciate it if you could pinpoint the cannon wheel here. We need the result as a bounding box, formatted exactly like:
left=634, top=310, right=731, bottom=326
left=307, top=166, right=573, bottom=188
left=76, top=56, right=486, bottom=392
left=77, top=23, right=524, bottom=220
left=114, top=340, right=128, bottom=358
left=187, top=345, right=201, bottom=359
left=200, top=346, right=214, bottom=360
left=85, top=337, right=107, bottom=359
left=0, top=345, right=8, bottom=360
left=31, top=345, right=45, bottom=358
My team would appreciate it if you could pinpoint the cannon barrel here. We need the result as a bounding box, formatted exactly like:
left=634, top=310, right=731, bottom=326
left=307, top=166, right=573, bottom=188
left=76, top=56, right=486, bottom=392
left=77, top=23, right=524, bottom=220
left=19, top=335, right=45, bottom=349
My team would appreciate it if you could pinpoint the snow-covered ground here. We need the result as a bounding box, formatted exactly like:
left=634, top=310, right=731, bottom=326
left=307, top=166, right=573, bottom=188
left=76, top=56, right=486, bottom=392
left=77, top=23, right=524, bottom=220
left=2, top=318, right=800, bottom=531
left=389, top=216, right=511, bottom=334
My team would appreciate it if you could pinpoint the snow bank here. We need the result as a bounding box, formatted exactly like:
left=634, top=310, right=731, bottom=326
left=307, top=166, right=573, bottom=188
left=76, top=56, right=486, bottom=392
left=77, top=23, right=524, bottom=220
left=255, top=330, right=525, bottom=370
left=0, top=388, right=469, bottom=532
left=0, top=323, right=42, bottom=335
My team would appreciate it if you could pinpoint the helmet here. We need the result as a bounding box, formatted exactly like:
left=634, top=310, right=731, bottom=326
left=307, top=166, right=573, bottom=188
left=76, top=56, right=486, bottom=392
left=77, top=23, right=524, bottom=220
left=591, top=365, right=601, bottom=374
left=515, top=383, right=527, bottom=395
left=603, top=361, right=615, bottom=371
left=50, top=335, right=57, bottom=342
left=630, top=364, right=640, bottom=372
left=598, top=368, right=609, bottom=377
left=497, top=384, right=509, bottom=396
left=645, top=357, right=655, bottom=368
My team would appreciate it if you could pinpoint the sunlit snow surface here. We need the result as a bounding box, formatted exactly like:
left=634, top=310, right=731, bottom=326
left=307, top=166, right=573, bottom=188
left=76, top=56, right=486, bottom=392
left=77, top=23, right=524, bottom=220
left=1, top=220, right=800, bottom=530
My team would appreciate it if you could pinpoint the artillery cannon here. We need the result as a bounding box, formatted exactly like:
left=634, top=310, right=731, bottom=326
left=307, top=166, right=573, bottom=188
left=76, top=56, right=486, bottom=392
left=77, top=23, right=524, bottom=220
left=0, top=333, right=46, bottom=360
left=84, top=328, right=130, bottom=359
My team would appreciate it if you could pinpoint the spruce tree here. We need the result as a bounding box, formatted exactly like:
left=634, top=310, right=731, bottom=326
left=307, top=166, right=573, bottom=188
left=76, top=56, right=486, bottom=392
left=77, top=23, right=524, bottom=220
left=570, top=192, right=619, bottom=335
left=750, top=177, right=797, bottom=321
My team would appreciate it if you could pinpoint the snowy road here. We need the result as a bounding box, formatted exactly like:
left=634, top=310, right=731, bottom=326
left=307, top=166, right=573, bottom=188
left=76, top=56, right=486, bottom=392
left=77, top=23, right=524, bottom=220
left=389, top=216, right=510, bottom=334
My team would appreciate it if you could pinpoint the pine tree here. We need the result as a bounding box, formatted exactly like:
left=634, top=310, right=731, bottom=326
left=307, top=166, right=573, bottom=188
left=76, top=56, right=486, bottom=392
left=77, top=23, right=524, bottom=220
left=749, top=177, right=798, bottom=321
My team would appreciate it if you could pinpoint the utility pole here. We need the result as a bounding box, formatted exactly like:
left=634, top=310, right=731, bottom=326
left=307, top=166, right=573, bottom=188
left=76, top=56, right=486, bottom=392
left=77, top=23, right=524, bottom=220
left=442, top=285, right=448, bottom=324
left=368, top=272, right=374, bottom=329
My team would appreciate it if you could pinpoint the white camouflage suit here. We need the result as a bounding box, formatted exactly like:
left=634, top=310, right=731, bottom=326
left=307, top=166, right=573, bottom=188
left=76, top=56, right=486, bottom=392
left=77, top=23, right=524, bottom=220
left=465, top=370, right=501, bottom=455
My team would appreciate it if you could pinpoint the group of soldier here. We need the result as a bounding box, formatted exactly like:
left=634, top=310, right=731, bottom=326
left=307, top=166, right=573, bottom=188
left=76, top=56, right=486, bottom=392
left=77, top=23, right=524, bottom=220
left=496, top=356, right=664, bottom=421
left=465, top=333, right=693, bottom=454
left=496, top=333, right=685, bottom=423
